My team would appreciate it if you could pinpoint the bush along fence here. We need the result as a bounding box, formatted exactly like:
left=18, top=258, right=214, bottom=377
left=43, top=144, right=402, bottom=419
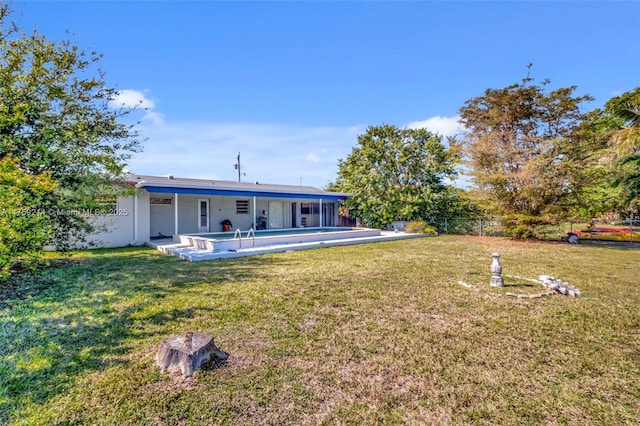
left=428, top=218, right=506, bottom=237
left=388, top=218, right=505, bottom=236
left=420, top=217, right=640, bottom=243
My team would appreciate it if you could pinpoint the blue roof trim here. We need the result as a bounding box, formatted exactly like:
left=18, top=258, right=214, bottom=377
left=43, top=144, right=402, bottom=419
left=142, top=185, right=349, bottom=201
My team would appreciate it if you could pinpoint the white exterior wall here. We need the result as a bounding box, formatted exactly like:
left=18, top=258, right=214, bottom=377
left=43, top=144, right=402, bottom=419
left=137, top=190, right=151, bottom=243
left=211, top=196, right=254, bottom=232
left=177, top=195, right=199, bottom=234
left=86, top=190, right=150, bottom=248
left=85, top=188, right=343, bottom=247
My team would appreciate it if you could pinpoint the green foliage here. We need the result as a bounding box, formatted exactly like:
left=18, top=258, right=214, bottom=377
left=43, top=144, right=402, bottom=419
left=459, top=68, right=593, bottom=238
left=0, top=4, right=142, bottom=255
left=502, top=214, right=539, bottom=239
left=608, top=88, right=640, bottom=209
left=570, top=87, right=640, bottom=216
left=404, top=220, right=437, bottom=234
left=330, top=124, right=462, bottom=228
left=0, top=156, right=57, bottom=279
left=615, top=153, right=640, bottom=209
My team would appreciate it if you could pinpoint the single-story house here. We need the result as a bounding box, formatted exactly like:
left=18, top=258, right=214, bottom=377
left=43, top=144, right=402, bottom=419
left=88, top=174, right=350, bottom=248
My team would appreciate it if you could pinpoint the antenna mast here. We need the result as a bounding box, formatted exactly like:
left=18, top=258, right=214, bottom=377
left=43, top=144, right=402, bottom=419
left=234, top=152, right=246, bottom=182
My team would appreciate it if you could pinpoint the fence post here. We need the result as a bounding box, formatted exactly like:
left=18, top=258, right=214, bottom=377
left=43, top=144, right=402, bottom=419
left=444, top=218, right=448, bottom=235
left=479, top=218, right=483, bottom=237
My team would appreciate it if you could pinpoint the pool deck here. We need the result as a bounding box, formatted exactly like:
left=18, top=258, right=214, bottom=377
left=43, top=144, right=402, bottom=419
left=147, top=230, right=428, bottom=261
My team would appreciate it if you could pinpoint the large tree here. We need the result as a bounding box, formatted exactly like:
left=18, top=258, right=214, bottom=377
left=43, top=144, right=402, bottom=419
left=607, top=88, right=640, bottom=210
left=458, top=71, right=593, bottom=237
left=566, top=87, right=640, bottom=217
left=329, top=124, right=460, bottom=228
left=0, top=4, right=142, bottom=274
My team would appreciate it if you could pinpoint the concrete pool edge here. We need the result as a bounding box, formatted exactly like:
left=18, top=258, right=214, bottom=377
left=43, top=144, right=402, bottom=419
left=147, top=231, right=430, bottom=261
left=180, top=227, right=382, bottom=252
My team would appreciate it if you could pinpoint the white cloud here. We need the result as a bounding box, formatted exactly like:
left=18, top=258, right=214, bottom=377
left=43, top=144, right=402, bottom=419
left=122, top=94, right=465, bottom=189
left=127, top=120, right=363, bottom=189
left=406, top=115, right=462, bottom=137
left=109, top=89, right=155, bottom=109
left=108, top=89, right=164, bottom=125
left=140, top=110, right=165, bottom=126
left=306, top=152, right=321, bottom=163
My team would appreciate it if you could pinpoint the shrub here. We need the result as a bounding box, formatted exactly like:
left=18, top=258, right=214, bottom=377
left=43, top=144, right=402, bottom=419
left=404, top=220, right=437, bottom=234
left=0, top=156, right=57, bottom=279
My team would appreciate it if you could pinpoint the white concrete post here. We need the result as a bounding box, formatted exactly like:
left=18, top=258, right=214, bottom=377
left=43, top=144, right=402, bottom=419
left=174, top=193, right=179, bottom=236
left=132, top=191, right=138, bottom=244
left=253, top=196, right=257, bottom=229
left=490, top=253, right=505, bottom=287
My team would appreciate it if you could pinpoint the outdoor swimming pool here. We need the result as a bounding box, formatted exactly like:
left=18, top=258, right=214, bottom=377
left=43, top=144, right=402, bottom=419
left=179, top=227, right=382, bottom=252
left=153, top=227, right=424, bottom=261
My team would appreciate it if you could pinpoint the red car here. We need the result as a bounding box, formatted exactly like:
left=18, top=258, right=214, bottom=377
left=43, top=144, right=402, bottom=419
left=564, top=226, right=640, bottom=244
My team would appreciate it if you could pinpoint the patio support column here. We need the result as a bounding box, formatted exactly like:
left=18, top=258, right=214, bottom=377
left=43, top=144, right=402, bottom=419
left=253, top=196, right=257, bottom=229
left=319, top=198, right=323, bottom=227
left=132, top=191, right=138, bottom=244
left=174, top=193, right=179, bottom=236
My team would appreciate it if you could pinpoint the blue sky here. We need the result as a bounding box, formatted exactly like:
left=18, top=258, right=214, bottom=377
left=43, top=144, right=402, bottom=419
left=13, top=1, right=640, bottom=189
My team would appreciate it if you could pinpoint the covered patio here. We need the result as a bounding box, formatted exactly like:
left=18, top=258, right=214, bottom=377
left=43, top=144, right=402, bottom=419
left=130, top=175, right=350, bottom=239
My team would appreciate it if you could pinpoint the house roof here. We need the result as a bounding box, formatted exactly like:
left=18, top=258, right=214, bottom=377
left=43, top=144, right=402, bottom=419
left=125, top=174, right=350, bottom=201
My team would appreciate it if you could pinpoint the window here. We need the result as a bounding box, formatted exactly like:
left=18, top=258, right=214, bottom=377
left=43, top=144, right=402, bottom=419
left=301, top=203, right=319, bottom=214
left=199, top=200, right=209, bottom=228
left=236, top=199, right=249, bottom=214
left=150, top=197, right=172, bottom=205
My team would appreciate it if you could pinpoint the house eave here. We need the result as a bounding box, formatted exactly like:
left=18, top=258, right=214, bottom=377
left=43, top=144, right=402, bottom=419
left=135, top=181, right=350, bottom=201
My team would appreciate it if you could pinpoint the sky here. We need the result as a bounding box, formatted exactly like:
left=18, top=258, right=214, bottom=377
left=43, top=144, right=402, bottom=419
left=11, top=0, right=640, bottom=189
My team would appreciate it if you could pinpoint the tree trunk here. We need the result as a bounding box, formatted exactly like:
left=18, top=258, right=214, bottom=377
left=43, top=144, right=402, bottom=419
left=156, top=332, right=228, bottom=377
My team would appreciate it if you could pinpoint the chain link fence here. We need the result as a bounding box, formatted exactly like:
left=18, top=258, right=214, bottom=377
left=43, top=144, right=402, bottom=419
left=429, top=218, right=506, bottom=237
left=423, top=217, right=640, bottom=244
left=357, top=216, right=639, bottom=244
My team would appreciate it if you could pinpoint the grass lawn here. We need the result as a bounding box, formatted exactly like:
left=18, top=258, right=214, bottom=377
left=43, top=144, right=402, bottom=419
left=1, top=236, right=639, bottom=425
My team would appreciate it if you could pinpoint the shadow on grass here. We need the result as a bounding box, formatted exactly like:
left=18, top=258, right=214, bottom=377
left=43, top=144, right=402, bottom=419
left=503, top=282, right=536, bottom=288
left=0, top=248, right=295, bottom=424
left=574, top=240, right=640, bottom=249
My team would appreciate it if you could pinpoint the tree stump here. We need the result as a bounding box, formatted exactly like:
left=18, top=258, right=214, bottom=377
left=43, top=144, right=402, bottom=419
left=156, top=332, right=228, bottom=377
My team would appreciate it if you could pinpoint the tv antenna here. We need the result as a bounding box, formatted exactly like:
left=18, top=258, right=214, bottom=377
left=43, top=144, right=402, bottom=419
left=234, top=152, right=246, bottom=182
